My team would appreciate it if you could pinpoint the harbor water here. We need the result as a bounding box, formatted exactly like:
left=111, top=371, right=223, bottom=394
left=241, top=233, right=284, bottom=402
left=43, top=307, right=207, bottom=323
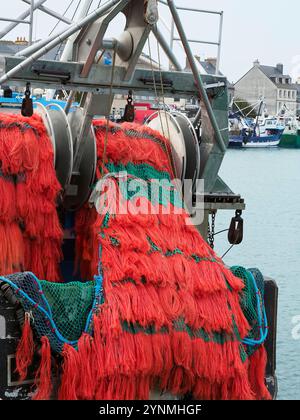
left=215, top=148, right=300, bottom=400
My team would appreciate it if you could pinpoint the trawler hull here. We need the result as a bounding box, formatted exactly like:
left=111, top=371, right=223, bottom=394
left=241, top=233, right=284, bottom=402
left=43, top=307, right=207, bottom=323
left=279, top=133, right=300, bottom=148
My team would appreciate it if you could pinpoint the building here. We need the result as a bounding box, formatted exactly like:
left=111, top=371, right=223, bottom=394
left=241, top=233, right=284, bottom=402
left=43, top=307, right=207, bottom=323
left=0, top=38, right=63, bottom=60
left=0, top=38, right=66, bottom=92
left=187, top=56, right=233, bottom=105
left=234, top=60, right=297, bottom=116
left=294, top=83, right=300, bottom=117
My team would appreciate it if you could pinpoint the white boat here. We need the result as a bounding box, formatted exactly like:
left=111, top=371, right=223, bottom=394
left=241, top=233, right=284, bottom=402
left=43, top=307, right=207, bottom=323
left=258, top=116, right=285, bottom=135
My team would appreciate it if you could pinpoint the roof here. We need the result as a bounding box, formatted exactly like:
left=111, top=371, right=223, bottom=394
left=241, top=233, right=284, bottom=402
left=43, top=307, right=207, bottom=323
left=0, top=42, right=24, bottom=55
left=259, top=65, right=290, bottom=79
left=0, top=40, right=63, bottom=61
left=199, top=60, right=223, bottom=76
left=0, top=44, right=15, bottom=55
left=235, top=62, right=294, bottom=89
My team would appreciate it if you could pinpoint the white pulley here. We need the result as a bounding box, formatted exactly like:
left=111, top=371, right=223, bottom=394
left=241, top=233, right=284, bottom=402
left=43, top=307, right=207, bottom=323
left=146, top=111, right=200, bottom=193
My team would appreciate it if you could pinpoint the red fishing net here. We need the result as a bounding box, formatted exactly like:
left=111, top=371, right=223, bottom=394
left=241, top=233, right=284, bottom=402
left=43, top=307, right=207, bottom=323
left=0, top=114, right=271, bottom=400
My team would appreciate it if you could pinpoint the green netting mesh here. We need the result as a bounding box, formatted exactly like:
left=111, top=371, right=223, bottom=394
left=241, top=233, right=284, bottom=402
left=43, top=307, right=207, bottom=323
left=40, top=280, right=96, bottom=342
left=0, top=272, right=103, bottom=353
left=0, top=266, right=267, bottom=358
left=106, top=162, right=171, bottom=182
left=105, top=162, right=184, bottom=208
left=231, top=266, right=267, bottom=356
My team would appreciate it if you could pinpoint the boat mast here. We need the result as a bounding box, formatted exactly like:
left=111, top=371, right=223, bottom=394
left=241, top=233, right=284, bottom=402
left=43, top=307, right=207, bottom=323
left=253, top=99, right=264, bottom=136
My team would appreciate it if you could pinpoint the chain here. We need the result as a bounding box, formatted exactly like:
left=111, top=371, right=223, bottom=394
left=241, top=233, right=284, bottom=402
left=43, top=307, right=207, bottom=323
left=207, top=211, right=216, bottom=249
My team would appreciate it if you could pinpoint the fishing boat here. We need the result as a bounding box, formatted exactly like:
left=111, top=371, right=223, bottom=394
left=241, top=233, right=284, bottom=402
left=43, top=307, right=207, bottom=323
left=0, top=89, right=75, bottom=111
left=0, top=0, right=278, bottom=401
left=229, top=99, right=284, bottom=148
left=280, top=131, right=300, bottom=148
left=279, top=120, right=300, bottom=148
left=229, top=114, right=284, bottom=148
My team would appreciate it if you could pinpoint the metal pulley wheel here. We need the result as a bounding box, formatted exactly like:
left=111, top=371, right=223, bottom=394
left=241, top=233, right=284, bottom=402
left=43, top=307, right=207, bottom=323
left=146, top=110, right=200, bottom=194
left=35, top=102, right=73, bottom=190
left=35, top=103, right=97, bottom=211
left=64, top=107, right=97, bottom=211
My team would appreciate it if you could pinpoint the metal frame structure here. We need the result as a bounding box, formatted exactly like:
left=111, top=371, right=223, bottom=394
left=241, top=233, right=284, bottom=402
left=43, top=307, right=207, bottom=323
left=0, top=3, right=278, bottom=400
left=0, top=1, right=47, bottom=44
left=158, top=0, right=223, bottom=74
left=0, top=0, right=243, bottom=225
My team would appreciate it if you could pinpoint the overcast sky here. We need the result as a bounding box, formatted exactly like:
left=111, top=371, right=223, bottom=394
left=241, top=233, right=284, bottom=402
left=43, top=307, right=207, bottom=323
left=1, top=0, right=300, bottom=83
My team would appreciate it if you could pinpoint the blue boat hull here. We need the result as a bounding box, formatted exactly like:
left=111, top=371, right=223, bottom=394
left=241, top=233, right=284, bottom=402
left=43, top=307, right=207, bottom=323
left=229, top=130, right=284, bottom=148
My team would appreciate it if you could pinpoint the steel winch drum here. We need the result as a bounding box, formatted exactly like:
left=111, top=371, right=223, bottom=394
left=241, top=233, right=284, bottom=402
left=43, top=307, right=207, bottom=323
left=35, top=102, right=74, bottom=190
left=35, top=103, right=97, bottom=211
left=65, top=107, right=97, bottom=211
left=146, top=111, right=200, bottom=194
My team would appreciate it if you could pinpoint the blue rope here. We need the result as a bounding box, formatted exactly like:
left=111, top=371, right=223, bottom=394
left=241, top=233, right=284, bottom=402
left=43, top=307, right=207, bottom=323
left=0, top=273, right=103, bottom=348
left=242, top=271, right=268, bottom=346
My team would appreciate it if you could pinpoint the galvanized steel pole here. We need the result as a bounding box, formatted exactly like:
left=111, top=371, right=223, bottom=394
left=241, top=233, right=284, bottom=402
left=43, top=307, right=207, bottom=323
left=0, top=0, right=46, bottom=40
left=29, top=0, right=35, bottom=46
left=0, top=0, right=130, bottom=86
left=167, top=0, right=226, bottom=153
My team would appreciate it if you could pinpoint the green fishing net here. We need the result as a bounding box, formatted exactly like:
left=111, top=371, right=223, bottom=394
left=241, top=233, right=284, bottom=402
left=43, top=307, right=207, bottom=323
left=0, top=267, right=267, bottom=357
left=0, top=272, right=103, bottom=353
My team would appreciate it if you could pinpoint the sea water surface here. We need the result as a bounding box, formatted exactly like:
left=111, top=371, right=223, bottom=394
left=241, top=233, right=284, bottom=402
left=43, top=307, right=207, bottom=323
left=214, top=148, right=300, bottom=400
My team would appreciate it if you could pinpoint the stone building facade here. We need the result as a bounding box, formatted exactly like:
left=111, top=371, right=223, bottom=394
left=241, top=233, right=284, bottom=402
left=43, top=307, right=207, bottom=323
left=234, top=61, right=297, bottom=116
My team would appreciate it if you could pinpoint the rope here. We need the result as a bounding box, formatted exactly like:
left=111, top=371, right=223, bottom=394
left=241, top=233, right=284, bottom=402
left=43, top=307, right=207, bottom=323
left=51, top=0, right=81, bottom=61
left=156, top=36, right=185, bottom=203
left=101, top=49, right=117, bottom=176
left=242, top=271, right=268, bottom=346
left=0, top=273, right=103, bottom=347
left=48, top=0, right=77, bottom=36
left=147, top=36, right=164, bottom=132
left=147, top=35, right=178, bottom=181
left=156, top=36, right=172, bottom=142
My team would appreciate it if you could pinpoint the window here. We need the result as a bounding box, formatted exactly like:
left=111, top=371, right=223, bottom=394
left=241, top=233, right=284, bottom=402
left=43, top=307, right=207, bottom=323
left=279, top=90, right=282, bottom=98
left=288, top=91, right=291, bottom=99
